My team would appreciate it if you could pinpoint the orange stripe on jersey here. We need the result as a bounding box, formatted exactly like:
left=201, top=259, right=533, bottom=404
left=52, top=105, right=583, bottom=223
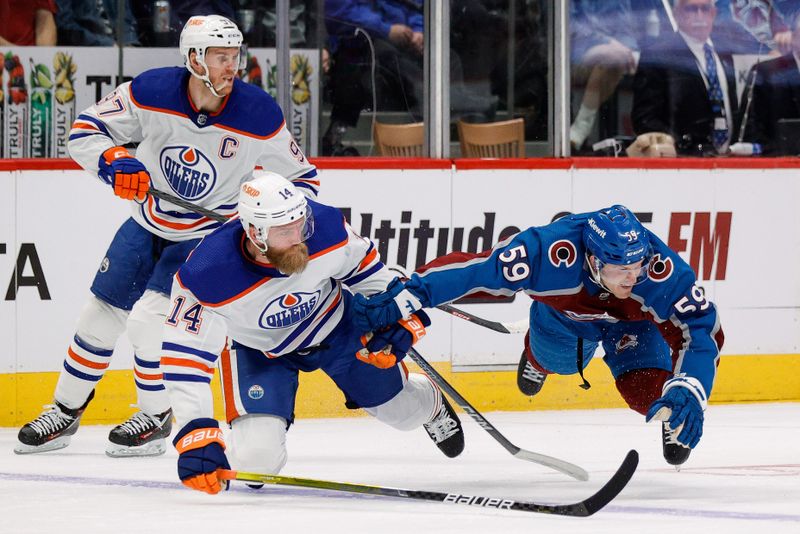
left=219, top=346, right=240, bottom=424
left=71, top=123, right=100, bottom=131
left=129, top=85, right=189, bottom=120
left=175, top=427, right=225, bottom=454
left=177, top=270, right=273, bottom=308
left=309, top=238, right=348, bottom=261
left=160, top=357, right=215, bottom=375
left=215, top=119, right=284, bottom=140
left=135, top=369, right=163, bottom=381
left=67, top=347, right=109, bottom=370
left=145, top=195, right=213, bottom=230
left=358, top=248, right=378, bottom=271
left=293, top=178, right=321, bottom=187
left=400, top=360, right=409, bottom=378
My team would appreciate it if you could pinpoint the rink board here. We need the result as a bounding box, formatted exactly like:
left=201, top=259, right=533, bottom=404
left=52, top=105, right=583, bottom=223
left=1, top=159, right=799, bottom=425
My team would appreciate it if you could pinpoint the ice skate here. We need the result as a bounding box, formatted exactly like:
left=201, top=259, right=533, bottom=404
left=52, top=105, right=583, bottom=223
left=661, top=420, right=691, bottom=467
left=423, top=396, right=464, bottom=458
left=106, top=408, right=173, bottom=457
left=517, top=351, right=547, bottom=396
left=15, top=391, right=95, bottom=454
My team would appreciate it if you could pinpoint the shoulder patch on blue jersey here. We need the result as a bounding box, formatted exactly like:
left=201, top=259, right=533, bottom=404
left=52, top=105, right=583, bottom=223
left=178, top=222, right=280, bottom=306
left=130, top=67, right=187, bottom=113
left=548, top=239, right=578, bottom=268
left=218, top=80, right=285, bottom=137
left=647, top=253, right=674, bottom=282
left=305, top=199, right=348, bottom=256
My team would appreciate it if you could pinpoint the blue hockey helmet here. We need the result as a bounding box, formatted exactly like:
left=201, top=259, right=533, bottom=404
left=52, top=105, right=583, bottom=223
left=583, top=205, right=652, bottom=286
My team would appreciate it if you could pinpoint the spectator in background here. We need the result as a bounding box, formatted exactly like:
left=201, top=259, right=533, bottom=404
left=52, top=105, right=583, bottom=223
left=322, top=0, right=425, bottom=156
left=133, top=0, right=235, bottom=46
left=713, top=0, right=794, bottom=54
left=736, top=11, right=800, bottom=154
left=56, top=0, right=140, bottom=46
left=632, top=0, right=739, bottom=156
left=0, top=0, right=57, bottom=45
left=569, top=0, right=638, bottom=150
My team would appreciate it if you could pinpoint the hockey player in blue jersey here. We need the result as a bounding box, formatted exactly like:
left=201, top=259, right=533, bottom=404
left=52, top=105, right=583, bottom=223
left=16, top=15, right=319, bottom=457
left=162, top=172, right=464, bottom=494
left=352, top=206, right=723, bottom=466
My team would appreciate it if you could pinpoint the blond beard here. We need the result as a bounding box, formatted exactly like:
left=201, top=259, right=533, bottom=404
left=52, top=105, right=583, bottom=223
left=265, top=243, right=310, bottom=274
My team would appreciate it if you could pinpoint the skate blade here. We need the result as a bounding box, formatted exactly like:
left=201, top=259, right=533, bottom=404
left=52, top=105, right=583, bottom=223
left=14, top=436, right=71, bottom=455
left=105, top=439, right=167, bottom=458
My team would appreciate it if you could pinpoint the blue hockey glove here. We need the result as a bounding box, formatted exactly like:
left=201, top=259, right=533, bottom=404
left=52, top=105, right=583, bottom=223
left=97, top=146, right=150, bottom=201
left=173, top=418, right=231, bottom=495
left=646, top=377, right=707, bottom=449
left=356, top=310, right=431, bottom=368
left=351, top=277, right=425, bottom=333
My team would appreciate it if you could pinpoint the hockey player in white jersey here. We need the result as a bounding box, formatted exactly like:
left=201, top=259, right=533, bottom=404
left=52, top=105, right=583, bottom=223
left=16, top=15, right=319, bottom=457
left=164, top=172, right=463, bottom=494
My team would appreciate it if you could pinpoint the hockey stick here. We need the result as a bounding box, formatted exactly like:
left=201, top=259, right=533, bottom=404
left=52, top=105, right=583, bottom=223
left=148, top=188, right=229, bottom=223
left=219, top=450, right=637, bottom=517
left=435, top=302, right=529, bottom=334
left=407, top=347, right=590, bottom=481
left=386, top=268, right=528, bottom=335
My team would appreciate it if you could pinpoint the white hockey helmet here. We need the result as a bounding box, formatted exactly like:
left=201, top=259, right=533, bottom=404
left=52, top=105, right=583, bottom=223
left=238, top=171, right=314, bottom=252
left=179, top=15, right=244, bottom=96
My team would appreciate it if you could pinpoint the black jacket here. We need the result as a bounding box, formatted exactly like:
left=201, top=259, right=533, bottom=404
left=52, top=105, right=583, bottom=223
left=632, top=31, right=739, bottom=156
left=742, top=53, right=800, bottom=155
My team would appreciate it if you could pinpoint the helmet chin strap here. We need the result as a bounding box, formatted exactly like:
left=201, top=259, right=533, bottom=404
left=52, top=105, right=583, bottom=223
left=191, top=54, right=226, bottom=98
left=585, top=254, right=613, bottom=293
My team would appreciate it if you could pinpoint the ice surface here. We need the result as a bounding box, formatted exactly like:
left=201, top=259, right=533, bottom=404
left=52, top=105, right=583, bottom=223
left=2, top=404, right=798, bottom=534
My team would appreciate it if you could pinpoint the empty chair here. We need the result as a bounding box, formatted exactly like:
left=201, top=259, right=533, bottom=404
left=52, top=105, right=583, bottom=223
left=373, top=121, right=424, bottom=157
left=457, top=118, right=525, bottom=158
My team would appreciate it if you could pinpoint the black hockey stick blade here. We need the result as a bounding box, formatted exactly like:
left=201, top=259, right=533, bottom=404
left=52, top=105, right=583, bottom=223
left=220, top=451, right=637, bottom=517
left=149, top=188, right=228, bottom=223
left=408, top=348, right=589, bottom=481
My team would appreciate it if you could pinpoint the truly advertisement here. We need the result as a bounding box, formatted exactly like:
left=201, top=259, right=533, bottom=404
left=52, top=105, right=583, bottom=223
left=29, top=59, right=53, bottom=158
left=52, top=52, right=78, bottom=158
left=0, top=46, right=320, bottom=159
left=247, top=49, right=319, bottom=156
left=1, top=47, right=113, bottom=159
left=3, top=52, right=28, bottom=158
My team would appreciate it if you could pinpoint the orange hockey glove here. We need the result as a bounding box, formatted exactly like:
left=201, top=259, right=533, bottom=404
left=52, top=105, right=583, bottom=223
left=356, top=311, right=430, bottom=369
left=98, top=146, right=150, bottom=201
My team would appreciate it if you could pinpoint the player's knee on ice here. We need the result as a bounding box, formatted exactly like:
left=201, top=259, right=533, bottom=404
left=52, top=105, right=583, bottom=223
left=229, top=415, right=288, bottom=474
left=365, top=373, right=437, bottom=431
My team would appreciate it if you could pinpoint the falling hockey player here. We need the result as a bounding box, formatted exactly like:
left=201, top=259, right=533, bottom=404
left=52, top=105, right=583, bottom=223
left=16, top=15, right=319, bottom=457
left=352, top=205, right=723, bottom=467
left=163, top=172, right=464, bottom=494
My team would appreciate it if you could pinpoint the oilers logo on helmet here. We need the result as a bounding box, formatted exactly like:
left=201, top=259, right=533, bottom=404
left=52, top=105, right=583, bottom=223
left=160, top=146, right=218, bottom=200
left=259, top=291, right=320, bottom=329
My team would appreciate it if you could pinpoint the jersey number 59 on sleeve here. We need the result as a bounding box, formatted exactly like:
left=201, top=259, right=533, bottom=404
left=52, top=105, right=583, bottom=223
left=498, top=245, right=530, bottom=282
left=674, top=284, right=710, bottom=314
left=166, top=296, right=204, bottom=334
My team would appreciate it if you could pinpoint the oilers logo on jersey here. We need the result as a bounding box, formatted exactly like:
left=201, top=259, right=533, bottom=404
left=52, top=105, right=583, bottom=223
left=259, top=291, right=321, bottom=329
left=160, top=146, right=218, bottom=200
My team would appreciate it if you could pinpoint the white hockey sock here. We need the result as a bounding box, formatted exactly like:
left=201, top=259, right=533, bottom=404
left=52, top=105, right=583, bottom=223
left=128, top=290, right=171, bottom=415
left=54, top=296, right=127, bottom=410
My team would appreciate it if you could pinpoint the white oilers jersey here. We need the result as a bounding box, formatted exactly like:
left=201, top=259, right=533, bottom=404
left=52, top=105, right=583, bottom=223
left=161, top=199, right=394, bottom=421
left=68, top=67, right=318, bottom=241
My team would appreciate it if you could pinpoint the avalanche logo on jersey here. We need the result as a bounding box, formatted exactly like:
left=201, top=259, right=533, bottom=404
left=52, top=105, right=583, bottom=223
left=259, top=291, right=321, bottom=329
left=159, top=145, right=218, bottom=200
left=615, top=334, right=639, bottom=352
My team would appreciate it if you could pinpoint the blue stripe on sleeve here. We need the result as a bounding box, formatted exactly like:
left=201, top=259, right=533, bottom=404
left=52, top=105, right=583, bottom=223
left=76, top=114, right=111, bottom=136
